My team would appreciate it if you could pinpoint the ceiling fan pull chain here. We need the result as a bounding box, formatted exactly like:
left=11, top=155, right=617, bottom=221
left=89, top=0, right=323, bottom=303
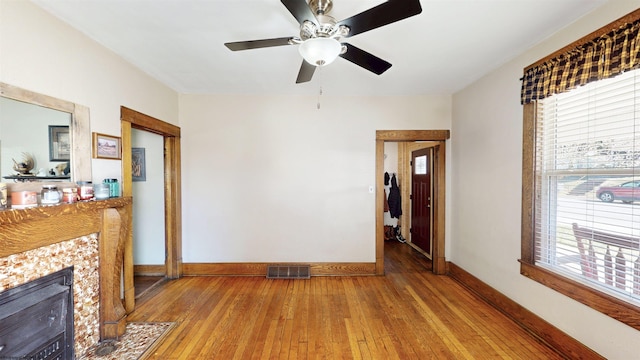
left=317, top=67, right=323, bottom=109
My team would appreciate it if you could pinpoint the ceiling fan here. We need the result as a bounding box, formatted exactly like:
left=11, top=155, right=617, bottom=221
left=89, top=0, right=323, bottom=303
left=224, top=0, right=422, bottom=83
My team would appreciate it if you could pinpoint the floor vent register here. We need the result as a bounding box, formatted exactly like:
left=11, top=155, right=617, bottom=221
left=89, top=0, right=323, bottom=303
left=266, top=265, right=311, bottom=279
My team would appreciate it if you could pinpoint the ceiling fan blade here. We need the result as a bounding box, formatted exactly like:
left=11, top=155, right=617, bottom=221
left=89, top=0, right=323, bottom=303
left=296, top=60, right=316, bottom=83
left=281, top=0, right=318, bottom=25
left=337, top=0, right=422, bottom=38
left=225, top=37, right=293, bottom=51
left=339, top=43, right=392, bottom=75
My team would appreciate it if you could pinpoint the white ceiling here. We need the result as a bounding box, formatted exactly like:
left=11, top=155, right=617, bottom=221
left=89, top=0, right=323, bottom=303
left=31, top=0, right=607, bottom=96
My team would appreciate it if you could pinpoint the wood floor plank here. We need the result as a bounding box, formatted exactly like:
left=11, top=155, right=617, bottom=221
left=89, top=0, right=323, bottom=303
left=128, top=242, right=566, bottom=359
left=258, top=319, right=278, bottom=360
left=344, top=318, right=363, bottom=360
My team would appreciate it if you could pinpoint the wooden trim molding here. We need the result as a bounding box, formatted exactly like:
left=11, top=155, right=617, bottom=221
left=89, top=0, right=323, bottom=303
left=121, top=107, right=183, bottom=285
left=183, top=262, right=376, bottom=276
left=376, top=130, right=450, bottom=275
left=432, top=140, right=447, bottom=274
left=448, top=262, right=604, bottom=359
left=375, top=139, right=385, bottom=275
left=520, top=102, right=536, bottom=263
left=134, top=264, right=166, bottom=276
left=121, top=106, right=180, bottom=137
left=376, top=130, right=450, bottom=141
left=121, top=107, right=182, bottom=312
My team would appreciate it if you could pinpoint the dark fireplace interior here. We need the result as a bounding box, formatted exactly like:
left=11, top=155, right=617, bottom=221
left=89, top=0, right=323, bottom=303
left=0, top=267, right=74, bottom=360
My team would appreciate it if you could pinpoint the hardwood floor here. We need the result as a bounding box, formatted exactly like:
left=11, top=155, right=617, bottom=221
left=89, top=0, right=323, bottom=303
left=134, top=275, right=165, bottom=299
left=127, top=241, right=563, bottom=359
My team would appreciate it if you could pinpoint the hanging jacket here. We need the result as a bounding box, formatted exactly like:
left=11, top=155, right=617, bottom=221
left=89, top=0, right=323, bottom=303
left=388, top=174, right=402, bottom=218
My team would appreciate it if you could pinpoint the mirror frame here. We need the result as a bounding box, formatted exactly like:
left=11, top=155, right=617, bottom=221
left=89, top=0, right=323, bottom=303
left=0, top=82, right=91, bottom=187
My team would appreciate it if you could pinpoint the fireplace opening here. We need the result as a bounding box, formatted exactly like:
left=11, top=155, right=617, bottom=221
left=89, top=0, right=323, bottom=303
left=0, top=267, right=74, bottom=359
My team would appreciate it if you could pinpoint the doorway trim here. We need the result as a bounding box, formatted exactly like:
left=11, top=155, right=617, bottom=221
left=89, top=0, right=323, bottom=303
left=375, top=130, right=450, bottom=275
left=121, top=106, right=182, bottom=311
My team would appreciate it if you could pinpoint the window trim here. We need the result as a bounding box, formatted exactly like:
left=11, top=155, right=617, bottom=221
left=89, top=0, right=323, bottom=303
left=520, top=99, right=640, bottom=331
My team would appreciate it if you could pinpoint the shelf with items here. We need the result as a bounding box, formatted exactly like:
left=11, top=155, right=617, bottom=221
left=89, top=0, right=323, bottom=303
left=3, top=175, right=71, bottom=182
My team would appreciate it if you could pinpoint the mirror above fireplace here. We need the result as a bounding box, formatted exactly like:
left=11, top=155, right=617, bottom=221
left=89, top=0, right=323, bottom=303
left=0, top=82, right=92, bottom=186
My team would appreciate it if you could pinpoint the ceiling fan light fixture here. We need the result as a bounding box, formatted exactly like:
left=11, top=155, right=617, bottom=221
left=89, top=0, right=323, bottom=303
left=298, top=37, right=341, bottom=66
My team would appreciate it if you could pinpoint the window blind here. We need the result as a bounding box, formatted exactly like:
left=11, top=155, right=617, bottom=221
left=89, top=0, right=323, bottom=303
left=536, top=69, right=640, bottom=305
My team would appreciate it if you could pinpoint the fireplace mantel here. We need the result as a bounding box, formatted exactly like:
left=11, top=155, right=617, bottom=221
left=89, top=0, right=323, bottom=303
left=0, top=197, right=133, bottom=341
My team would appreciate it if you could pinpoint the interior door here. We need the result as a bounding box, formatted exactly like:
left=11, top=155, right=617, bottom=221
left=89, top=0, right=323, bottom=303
left=411, top=147, right=432, bottom=257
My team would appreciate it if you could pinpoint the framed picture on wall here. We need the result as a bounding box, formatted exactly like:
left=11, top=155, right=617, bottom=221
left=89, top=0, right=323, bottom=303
left=92, top=132, right=121, bottom=160
left=49, top=125, right=70, bottom=161
left=132, top=147, right=146, bottom=182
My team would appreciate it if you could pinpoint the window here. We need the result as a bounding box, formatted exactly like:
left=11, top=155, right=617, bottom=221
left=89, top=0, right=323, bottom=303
left=414, top=155, right=427, bottom=175
left=536, top=69, right=640, bottom=306
left=521, top=9, right=640, bottom=331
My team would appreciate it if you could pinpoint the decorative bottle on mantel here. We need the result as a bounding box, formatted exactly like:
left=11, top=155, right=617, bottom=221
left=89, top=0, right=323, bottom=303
left=62, top=187, right=77, bottom=203
left=103, top=178, right=119, bottom=198
left=77, top=181, right=94, bottom=201
left=94, top=183, right=110, bottom=200
left=41, top=185, right=62, bottom=205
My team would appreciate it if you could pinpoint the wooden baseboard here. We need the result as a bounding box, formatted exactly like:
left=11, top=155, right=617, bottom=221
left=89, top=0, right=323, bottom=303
left=183, top=262, right=376, bottom=276
left=134, top=264, right=165, bottom=276
left=447, top=262, right=604, bottom=360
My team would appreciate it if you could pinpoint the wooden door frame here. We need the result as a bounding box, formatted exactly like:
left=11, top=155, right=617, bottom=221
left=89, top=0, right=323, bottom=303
left=375, top=130, right=450, bottom=275
left=121, top=106, right=182, bottom=311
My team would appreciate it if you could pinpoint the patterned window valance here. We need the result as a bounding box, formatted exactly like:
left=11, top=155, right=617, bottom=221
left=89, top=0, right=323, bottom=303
left=521, top=17, right=640, bottom=104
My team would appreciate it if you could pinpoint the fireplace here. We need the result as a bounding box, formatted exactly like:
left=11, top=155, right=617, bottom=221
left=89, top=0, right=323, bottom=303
left=0, top=197, right=133, bottom=355
left=0, top=267, right=74, bottom=359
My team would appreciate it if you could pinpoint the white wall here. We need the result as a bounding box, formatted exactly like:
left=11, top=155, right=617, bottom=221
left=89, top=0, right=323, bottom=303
left=179, top=94, right=451, bottom=263
left=132, top=128, right=165, bottom=265
left=451, top=1, right=640, bottom=358
left=0, top=0, right=179, bottom=185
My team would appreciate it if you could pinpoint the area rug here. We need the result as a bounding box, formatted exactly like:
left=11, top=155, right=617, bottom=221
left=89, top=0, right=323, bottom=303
left=80, top=322, right=175, bottom=360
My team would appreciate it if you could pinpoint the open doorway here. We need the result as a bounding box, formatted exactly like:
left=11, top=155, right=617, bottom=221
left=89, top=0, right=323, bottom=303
left=131, top=128, right=165, bottom=298
left=375, top=130, right=449, bottom=276
left=120, top=107, right=182, bottom=310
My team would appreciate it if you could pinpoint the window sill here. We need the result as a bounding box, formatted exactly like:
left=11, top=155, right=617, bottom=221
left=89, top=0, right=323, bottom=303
left=519, top=260, right=640, bottom=331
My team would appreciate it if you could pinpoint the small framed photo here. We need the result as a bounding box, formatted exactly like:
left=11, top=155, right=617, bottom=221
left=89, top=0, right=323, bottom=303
left=49, top=125, right=70, bottom=161
left=132, top=147, right=146, bottom=182
left=92, top=132, right=121, bottom=160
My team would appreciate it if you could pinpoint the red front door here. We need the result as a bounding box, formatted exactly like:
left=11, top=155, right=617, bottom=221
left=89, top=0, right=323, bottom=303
left=411, top=147, right=432, bottom=257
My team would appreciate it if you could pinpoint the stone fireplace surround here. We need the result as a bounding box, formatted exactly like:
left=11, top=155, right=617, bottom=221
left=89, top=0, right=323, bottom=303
left=0, top=197, right=133, bottom=357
